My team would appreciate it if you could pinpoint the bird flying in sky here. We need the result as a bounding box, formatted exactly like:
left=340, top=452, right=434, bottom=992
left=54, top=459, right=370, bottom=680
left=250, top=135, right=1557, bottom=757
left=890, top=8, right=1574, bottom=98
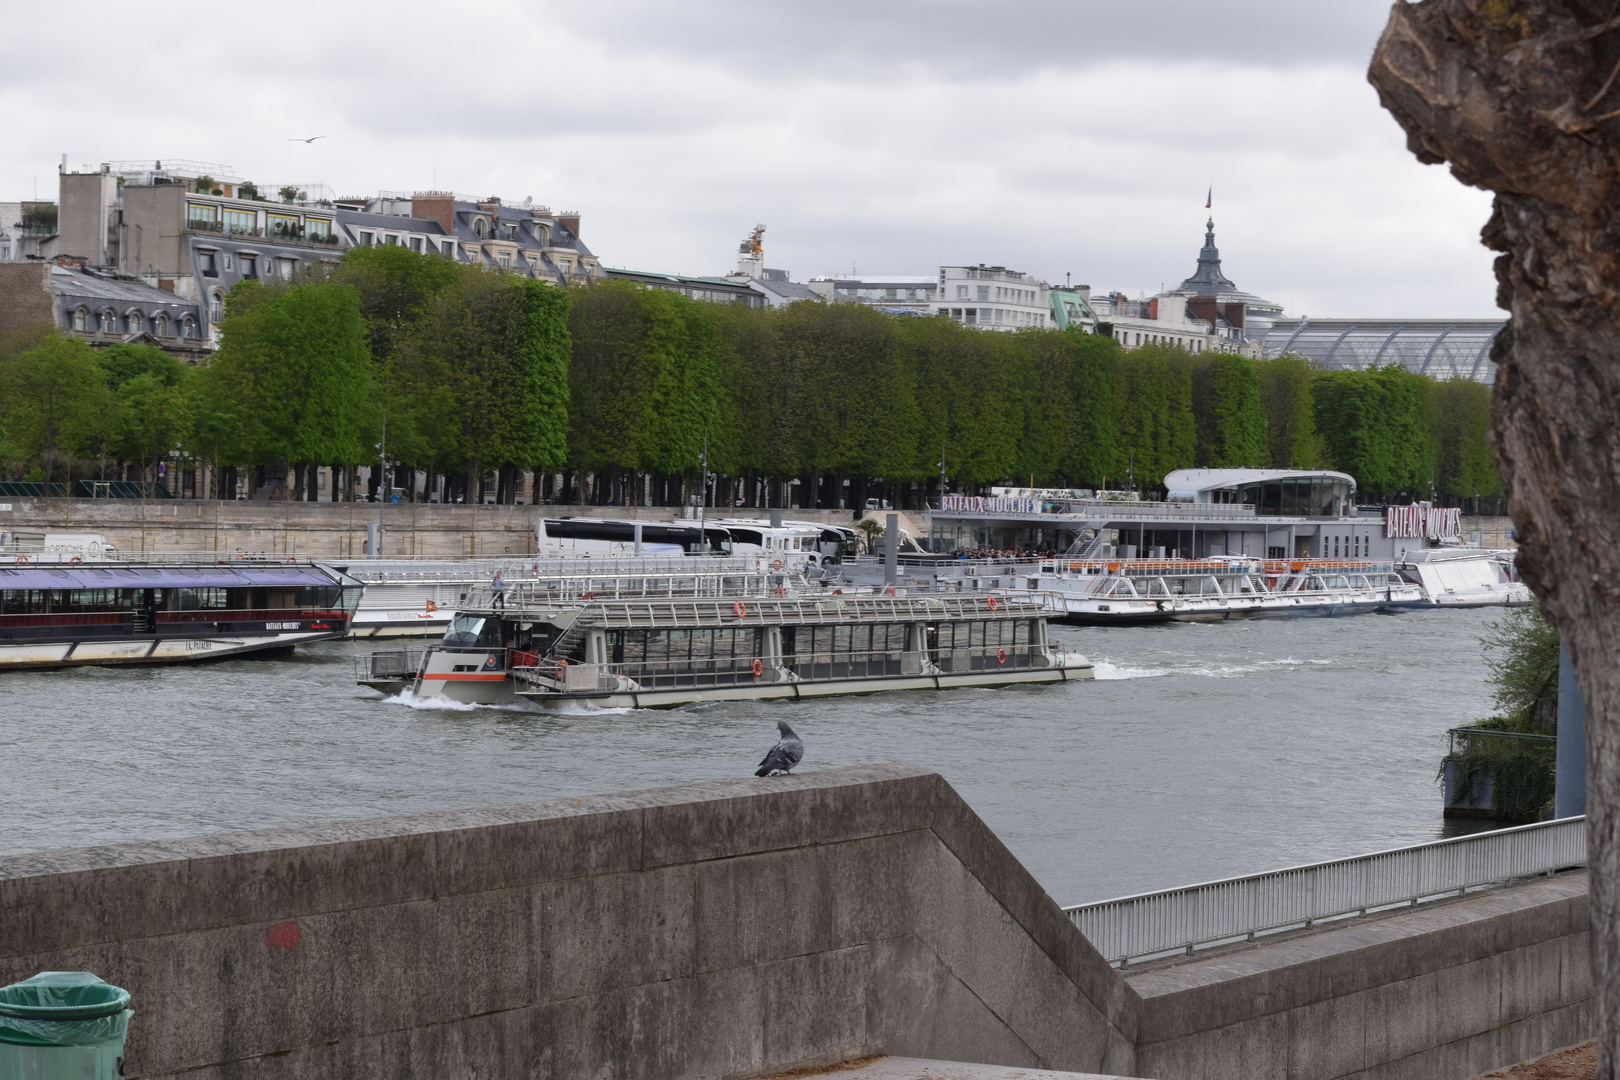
left=287, top=135, right=327, bottom=143
left=755, top=721, right=804, bottom=777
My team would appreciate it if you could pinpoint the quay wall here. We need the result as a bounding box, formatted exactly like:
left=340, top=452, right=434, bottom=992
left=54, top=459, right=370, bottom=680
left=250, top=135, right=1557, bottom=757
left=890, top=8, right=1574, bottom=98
left=0, top=498, right=855, bottom=559
left=0, top=765, right=1588, bottom=1080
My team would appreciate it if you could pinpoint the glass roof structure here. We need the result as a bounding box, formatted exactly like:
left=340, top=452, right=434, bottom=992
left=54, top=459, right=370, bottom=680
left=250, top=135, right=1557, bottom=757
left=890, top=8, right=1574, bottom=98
left=1257, top=318, right=1504, bottom=383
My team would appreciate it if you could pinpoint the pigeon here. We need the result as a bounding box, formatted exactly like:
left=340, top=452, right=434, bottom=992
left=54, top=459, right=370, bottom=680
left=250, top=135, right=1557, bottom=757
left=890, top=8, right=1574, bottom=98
left=755, top=721, right=804, bottom=777
left=287, top=135, right=327, bottom=143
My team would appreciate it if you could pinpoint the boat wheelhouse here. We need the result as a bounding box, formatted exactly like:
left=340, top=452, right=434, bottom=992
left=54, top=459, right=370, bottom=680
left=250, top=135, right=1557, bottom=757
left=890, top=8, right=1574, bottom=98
left=357, top=587, right=1091, bottom=709
left=0, top=560, right=362, bottom=669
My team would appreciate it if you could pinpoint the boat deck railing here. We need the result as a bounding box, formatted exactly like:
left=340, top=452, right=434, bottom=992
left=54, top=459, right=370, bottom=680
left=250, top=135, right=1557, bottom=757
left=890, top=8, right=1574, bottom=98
left=1064, top=816, right=1587, bottom=968
left=340, top=555, right=768, bottom=583
left=471, top=591, right=1045, bottom=627
left=355, top=645, right=429, bottom=682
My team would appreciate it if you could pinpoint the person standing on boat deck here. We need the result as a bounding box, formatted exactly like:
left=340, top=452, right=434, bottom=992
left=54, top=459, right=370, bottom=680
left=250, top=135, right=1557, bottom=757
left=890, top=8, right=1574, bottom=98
left=491, top=570, right=507, bottom=610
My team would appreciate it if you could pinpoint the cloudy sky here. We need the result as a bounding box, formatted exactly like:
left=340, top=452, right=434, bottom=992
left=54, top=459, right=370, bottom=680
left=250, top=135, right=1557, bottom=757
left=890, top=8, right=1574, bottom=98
left=4, top=1, right=1499, bottom=318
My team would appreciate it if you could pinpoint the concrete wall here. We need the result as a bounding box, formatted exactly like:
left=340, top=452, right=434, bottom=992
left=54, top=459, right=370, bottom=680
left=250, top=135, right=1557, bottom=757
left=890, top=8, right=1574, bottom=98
left=0, top=766, right=1591, bottom=1080
left=1129, top=873, right=1591, bottom=1080
left=0, top=499, right=856, bottom=558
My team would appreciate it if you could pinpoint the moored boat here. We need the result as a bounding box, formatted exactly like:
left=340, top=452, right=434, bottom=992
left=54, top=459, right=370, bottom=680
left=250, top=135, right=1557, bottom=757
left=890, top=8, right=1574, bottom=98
left=0, top=559, right=362, bottom=669
left=1396, top=548, right=1531, bottom=607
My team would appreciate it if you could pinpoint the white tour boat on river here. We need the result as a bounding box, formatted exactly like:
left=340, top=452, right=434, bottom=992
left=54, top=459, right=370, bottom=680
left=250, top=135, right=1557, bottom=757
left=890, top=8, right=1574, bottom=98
left=356, top=577, right=1091, bottom=709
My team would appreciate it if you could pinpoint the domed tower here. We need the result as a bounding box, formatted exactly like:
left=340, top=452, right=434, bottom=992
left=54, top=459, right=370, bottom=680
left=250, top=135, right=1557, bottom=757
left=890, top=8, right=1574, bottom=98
left=1171, top=218, right=1282, bottom=347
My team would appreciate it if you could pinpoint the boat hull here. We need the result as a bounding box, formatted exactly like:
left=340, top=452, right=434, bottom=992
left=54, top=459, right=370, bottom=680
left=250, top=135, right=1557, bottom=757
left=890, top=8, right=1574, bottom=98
left=374, top=661, right=1093, bottom=709
left=0, top=630, right=336, bottom=671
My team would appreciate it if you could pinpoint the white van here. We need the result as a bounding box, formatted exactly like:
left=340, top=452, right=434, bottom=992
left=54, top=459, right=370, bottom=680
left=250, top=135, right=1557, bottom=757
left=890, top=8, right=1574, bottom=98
left=0, top=531, right=118, bottom=562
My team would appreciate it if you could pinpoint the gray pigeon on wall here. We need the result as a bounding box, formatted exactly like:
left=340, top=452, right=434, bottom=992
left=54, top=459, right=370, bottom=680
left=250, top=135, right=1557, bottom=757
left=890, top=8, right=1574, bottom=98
left=755, top=720, right=804, bottom=777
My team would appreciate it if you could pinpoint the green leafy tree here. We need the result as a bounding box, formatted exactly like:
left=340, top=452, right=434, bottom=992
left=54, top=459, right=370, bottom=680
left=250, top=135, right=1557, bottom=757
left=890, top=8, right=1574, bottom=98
left=1116, top=343, right=1196, bottom=488
left=1191, top=353, right=1267, bottom=468
left=1431, top=377, right=1500, bottom=501
left=398, top=268, right=572, bottom=497
left=0, top=335, right=110, bottom=492
left=1254, top=353, right=1325, bottom=468
left=1481, top=602, right=1560, bottom=733
left=203, top=279, right=375, bottom=475
left=1311, top=364, right=1438, bottom=497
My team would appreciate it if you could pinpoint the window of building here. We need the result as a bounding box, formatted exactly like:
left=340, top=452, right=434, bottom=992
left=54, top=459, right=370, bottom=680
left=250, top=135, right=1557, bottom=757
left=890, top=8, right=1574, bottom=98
left=209, top=291, right=224, bottom=323
left=198, top=250, right=217, bottom=276
left=241, top=256, right=257, bottom=279
left=128, top=311, right=143, bottom=334
left=186, top=203, right=220, bottom=229
left=497, top=252, right=510, bottom=268
left=154, top=313, right=169, bottom=336
left=358, top=231, right=374, bottom=247
left=276, top=256, right=297, bottom=278
left=99, top=309, right=116, bottom=333
left=70, top=307, right=87, bottom=331
left=885, top=288, right=897, bottom=299
left=976, top=285, right=990, bottom=302
left=385, top=234, right=399, bottom=246
left=474, top=219, right=486, bottom=238
left=409, top=237, right=422, bottom=253
left=305, top=219, right=332, bottom=241
left=993, top=308, right=1003, bottom=323
left=222, top=254, right=233, bottom=271
left=956, top=285, right=968, bottom=299
left=441, top=240, right=454, bottom=256
left=965, top=308, right=977, bottom=325
left=222, top=209, right=256, bottom=235
left=180, top=316, right=196, bottom=339
left=267, top=213, right=300, bottom=239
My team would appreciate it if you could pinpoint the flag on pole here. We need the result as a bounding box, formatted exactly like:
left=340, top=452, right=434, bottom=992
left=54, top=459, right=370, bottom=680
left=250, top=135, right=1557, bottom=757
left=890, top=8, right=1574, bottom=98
left=1205, top=186, right=1212, bottom=209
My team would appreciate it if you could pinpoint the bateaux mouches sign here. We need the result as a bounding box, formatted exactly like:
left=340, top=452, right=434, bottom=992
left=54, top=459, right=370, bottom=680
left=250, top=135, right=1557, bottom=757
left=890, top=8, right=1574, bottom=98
left=1385, top=505, right=1461, bottom=539
left=941, top=495, right=1041, bottom=514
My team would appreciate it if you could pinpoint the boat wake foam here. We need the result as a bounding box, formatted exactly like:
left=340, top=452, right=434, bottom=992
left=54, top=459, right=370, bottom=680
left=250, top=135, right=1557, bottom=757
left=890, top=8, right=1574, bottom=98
left=1093, top=657, right=1331, bottom=681
left=379, top=688, right=636, bottom=716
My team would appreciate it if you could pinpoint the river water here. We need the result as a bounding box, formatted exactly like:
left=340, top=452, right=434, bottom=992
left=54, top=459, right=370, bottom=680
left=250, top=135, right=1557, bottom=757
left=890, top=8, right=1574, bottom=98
left=0, top=609, right=1503, bottom=905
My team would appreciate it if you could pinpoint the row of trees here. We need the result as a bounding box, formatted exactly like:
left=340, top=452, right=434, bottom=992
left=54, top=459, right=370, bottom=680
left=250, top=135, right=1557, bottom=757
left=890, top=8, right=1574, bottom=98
left=0, top=244, right=1501, bottom=507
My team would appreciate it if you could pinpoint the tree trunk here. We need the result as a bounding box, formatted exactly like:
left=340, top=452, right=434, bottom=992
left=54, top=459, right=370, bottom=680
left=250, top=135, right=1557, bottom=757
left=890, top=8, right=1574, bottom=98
left=1371, top=5, right=1620, bottom=1073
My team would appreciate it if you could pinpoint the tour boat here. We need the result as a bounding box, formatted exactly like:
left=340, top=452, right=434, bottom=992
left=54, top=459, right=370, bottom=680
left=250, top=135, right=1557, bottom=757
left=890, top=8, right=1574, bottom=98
left=0, top=560, right=362, bottom=670
left=356, top=584, right=1092, bottom=709
left=832, top=555, right=1427, bottom=624
left=1396, top=548, right=1532, bottom=607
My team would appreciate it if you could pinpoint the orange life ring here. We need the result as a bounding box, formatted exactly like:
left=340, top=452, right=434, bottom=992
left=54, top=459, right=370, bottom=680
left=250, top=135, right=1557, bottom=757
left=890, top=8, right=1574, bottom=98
left=997, top=648, right=1007, bottom=665
left=987, top=596, right=998, bottom=611
left=771, top=559, right=784, bottom=571
left=733, top=601, right=748, bottom=618
left=69, top=556, right=82, bottom=564
left=425, top=599, right=437, bottom=612
left=752, top=658, right=764, bottom=677
left=15, top=555, right=27, bottom=565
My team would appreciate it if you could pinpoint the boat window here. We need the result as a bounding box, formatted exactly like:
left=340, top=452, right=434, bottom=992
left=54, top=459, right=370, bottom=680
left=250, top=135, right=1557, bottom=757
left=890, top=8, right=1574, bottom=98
left=444, top=614, right=498, bottom=647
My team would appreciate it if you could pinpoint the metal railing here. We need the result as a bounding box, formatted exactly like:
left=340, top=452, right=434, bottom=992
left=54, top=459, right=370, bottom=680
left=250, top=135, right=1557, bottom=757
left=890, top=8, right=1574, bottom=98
left=1448, top=727, right=1557, bottom=757
left=477, top=591, right=1044, bottom=626
left=1065, top=816, right=1587, bottom=967
left=356, top=645, right=429, bottom=682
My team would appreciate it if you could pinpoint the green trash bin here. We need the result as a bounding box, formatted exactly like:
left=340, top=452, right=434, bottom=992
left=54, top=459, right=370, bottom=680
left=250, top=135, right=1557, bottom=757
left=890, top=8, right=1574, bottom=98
left=0, top=972, right=132, bottom=1080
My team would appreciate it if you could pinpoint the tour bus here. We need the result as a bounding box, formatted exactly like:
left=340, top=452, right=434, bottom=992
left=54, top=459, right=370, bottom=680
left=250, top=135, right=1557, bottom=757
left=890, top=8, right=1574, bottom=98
left=535, top=518, right=732, bottom=556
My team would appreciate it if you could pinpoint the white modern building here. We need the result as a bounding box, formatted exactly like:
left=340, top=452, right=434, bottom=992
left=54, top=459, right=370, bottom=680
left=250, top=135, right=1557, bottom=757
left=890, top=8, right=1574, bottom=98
left=931, top=265, right=1051, bottom=330
left=1091, top=292, right=1219, bottom=353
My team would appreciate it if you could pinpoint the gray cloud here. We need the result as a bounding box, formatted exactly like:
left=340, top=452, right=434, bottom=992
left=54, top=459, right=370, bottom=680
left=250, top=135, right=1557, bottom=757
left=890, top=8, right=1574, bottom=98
left=0, top=0, right=1497, bottom=320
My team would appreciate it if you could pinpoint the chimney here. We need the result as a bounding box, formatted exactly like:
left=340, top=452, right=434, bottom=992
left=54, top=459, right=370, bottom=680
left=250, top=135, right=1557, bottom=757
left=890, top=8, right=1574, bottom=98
left=412, top=191, right=455, bottom=235
left=557, top=211, right=580, bottom=239
left=477, top=197, right=501, bottom=217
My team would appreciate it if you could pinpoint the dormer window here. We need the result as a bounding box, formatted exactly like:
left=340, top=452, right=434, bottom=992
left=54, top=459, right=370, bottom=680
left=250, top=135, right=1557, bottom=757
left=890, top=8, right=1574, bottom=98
left=198, top=251, right=218, bottom=277
left=128, top=311, right=143, bottom=333
left=154, top=313, right=169, bottom=336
